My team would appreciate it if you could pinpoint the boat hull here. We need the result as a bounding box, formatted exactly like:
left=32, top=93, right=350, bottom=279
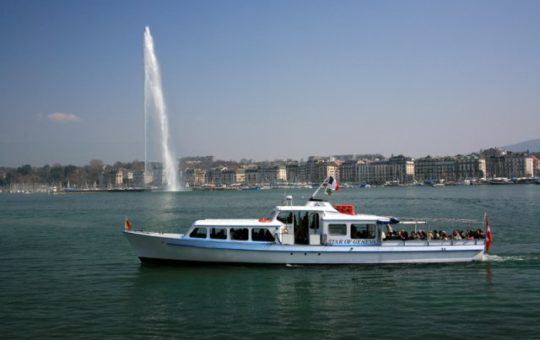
left=124, top=231, right=485, bottom=265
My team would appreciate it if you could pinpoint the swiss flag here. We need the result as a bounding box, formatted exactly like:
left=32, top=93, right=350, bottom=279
left=484, top=213, right=493, bottom=253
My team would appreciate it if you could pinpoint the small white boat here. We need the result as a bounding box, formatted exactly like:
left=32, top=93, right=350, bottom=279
left=124, top=180, right=490, bottom=265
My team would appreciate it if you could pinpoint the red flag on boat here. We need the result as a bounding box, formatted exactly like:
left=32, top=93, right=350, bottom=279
left=324, top=176, right=340, bottom=195
left=484, top=213, right=493, bottom=253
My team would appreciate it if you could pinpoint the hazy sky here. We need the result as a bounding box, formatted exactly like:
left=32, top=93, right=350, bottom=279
left=1, top=0, right=539, bottom=166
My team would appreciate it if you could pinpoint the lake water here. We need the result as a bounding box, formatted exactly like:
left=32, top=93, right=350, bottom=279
left=1, top=186, right=539, bottom=338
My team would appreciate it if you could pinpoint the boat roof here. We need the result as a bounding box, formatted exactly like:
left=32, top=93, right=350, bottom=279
left=274, top=200, right=338, bottom=213
left=275, top=200, right=398, bottom=224
left=193, top=219, right=281, bottom=227
left=323, top=213, right=396, bottom=223
left=274, top=205, right=338, bottom=213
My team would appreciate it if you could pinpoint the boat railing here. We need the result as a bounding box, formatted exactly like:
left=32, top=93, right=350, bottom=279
left=382, top=239, right=483, bottom=247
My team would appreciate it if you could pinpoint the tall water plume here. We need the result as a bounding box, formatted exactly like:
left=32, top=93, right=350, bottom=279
left=144, top=26, right=180, bottom=191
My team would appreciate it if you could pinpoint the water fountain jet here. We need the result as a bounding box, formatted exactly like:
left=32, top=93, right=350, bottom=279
left=144, top=26, right=180, bottom=191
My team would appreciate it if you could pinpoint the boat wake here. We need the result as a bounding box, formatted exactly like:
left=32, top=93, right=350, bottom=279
left=285, top=264, right=304, bottom=268
left=479, top=254, right=537, bottom=262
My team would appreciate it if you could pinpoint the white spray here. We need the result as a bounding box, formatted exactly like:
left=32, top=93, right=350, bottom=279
left=144, top=26, right=179, bottom=191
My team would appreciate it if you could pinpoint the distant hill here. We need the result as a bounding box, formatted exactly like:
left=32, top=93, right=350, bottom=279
left=503, top=138, right=540, bottom=153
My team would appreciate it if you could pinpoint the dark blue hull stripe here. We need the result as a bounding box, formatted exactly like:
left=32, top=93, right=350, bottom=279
left=165, top=242, right=481, bottom=254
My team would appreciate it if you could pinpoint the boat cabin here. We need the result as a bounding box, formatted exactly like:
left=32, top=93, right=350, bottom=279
left=185, top=199, right=399, bottom=247
left=270, top=199, right=395, bottom=246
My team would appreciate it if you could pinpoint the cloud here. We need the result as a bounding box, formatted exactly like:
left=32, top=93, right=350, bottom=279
left=47, top=112, right=81, bottom=123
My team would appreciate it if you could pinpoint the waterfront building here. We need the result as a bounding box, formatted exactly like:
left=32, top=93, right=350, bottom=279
left=357, top=156, right=414, bottom=185
left=285, top=162, right=307, bottom=184
left=97, top=168, right=135, bottom=188
left=133, top=170, right=146, bottom=187
left=184, top=168, right=207, bottom=187
left=332, top=154, right=356, bottom=162
left=205, top=167, right=222, bottom=186
left=179, top=156, right=214, bottom=172
left=305, top=156, right=331, bottom=184
left=339, top=160, right=362, bottom=183
left=482, top=150, right=534, bottom=178
left=220, top=168, right=242, bottom=186
left=122, top=170, right=134, bottom=187
left=389, top=155, right=415, bottom=183
left=314, top=161, right=340, bottom=184
left=414, top=156, right=455, bottom=183
left=244, top=166, right=260, bottom=186
left=220, top=168, right=235, bottom=186
left=414, top=155, right=485, bottom=183
left=532, top=155, right=540, bottom=177
left=454, top=155, right=486, bottom=180
left=114, top=170, right=124, bottom=186
left=333, top=154, right=385, bottom=162
left=259, top=165, right=287, bottom=185
left=145, top=162, right=164, bottom=187
left=205, top=167, right=246, bottom=186
left=98, top=167, right=123, bottom=188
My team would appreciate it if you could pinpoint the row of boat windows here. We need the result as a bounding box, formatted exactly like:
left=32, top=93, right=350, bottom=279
left=190, top=227, right=275, bottom=242
left=329, top=224, right=376, bottom=239
left=189, top=224, right=377, bottom=240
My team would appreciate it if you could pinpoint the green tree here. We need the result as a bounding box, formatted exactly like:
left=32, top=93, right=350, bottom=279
left=50, top=164, right=64, bottom=185
left=16, top=164, right=33, bottom=176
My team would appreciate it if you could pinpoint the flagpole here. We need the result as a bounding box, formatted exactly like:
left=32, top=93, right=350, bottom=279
left=483, top=212, right=487, bottom=253
left=311, top=182, right=324, bottom=198
left=484, top=212, right=492, bottom=254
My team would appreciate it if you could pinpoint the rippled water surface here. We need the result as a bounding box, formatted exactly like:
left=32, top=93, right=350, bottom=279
left=1, top=186, right=539, bottom=338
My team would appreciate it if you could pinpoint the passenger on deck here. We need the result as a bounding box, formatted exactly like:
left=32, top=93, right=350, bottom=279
left=475, top=229, right=485, bottom=239
left=398, top=230, right=408, bottom=241
left=441, top=231, right=449, bottom=240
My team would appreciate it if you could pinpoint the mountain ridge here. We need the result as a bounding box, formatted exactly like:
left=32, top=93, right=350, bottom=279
left=503, top=138, right=540, bottom=153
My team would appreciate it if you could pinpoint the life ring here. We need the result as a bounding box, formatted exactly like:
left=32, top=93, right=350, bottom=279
left=259, top=217, right=270, bottom=222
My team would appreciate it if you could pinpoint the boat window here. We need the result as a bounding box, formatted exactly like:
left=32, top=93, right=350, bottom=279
left=252, top=228, right=275, bottom=242
left=294, top=211, right=310, bottom=245
left=210, top=227, right=227, bottom=240
left=309, top=213, right=320, bottom=230
left=230, top=228, right=249, bottom=241
left=328, top=224, right=347, bottom=236
left=351, top=224, right=376, bottom=239
left=277, top=211, right=293, bottom=224
left=190, top=227, right=207, bottom=238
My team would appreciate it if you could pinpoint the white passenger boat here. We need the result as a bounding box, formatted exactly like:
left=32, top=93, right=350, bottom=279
left=124, top=181, right=492, bottom=265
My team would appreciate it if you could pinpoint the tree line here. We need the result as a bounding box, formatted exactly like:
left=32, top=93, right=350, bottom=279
left=0, top=160, right=145, bottom=188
